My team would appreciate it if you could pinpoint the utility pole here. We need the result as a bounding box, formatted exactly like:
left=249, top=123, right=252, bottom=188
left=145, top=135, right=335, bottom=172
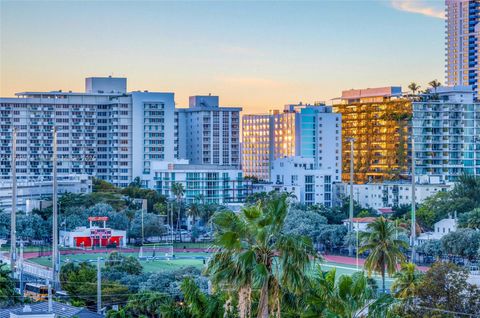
left=47, top=280, right=53, bottom=313
left=10, top=127, right=17, bottom=275
left=19, top=241, right=24, bottom=301
left=52, top=127, right=59, bottom=288
left=170, top=202, right=174, bottom=257
left=141, top=199, right=147, bottom=245
left=97, top=257, right=102, bottom=314
left=347, top=138, right=355, bottom=256
left=411, top=136, right=416, bottom=263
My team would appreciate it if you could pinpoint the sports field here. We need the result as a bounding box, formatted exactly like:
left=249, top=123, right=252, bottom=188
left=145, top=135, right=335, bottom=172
left=28, top=250, right=393, bottom=288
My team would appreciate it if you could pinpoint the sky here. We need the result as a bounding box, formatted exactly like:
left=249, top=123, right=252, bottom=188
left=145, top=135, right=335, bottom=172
left=0, top=0, right=445, bottom=114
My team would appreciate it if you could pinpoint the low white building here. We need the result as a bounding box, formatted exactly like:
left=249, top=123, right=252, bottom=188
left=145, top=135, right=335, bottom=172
left=269, top=156, right=335, bottom=206
left=342, top=217, right=377, bottom=232
left=335, top=176, right=451, bottom=211
left=417, top=215, right=458, bottom=244
left=60, top=217, right=127, bottom=248
left=0, top=175, right=92, bottom=213
left=143, top=160, right=252, bottom=204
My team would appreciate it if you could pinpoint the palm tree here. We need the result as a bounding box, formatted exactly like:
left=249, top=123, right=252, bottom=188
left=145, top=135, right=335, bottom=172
left=428, top=79, right=441, bottom=94
left=171, top=182, right=185, bottom=242
left=391, top=262, right=422, bottom=299
left=187, top=202, right=203, bottom=229
left=408, top=82, right=421, bottom=96
left=303, top=267, right=377, bottom=318
left=359, top=217, right=408, bottom=293
left=205, top=193, right=315, bottom=318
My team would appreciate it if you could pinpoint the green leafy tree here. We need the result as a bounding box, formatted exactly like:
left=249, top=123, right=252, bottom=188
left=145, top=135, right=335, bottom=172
left=128, top=211, right=167, bottom=242
left=359, top=217, right=408, bottom=293
left=396, top=262, right=480, bottom=317
left=60, top=261, right=129, bottom=310
left=417, top=239, right=442, bottom=260
left=206, top=193, right=315, bottom=318
left=440, top=228, right=480, bottom=260
left=283, top=206, right=327, bottom=238
left=104, top=252, right=143, bottom=275
left=0, top=263, right=19, bottom=307
left=458, top=207, right=480, bottom=229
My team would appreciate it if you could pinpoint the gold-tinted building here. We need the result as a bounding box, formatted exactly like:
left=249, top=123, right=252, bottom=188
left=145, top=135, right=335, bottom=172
left=333, top=87, right=412, bottom=183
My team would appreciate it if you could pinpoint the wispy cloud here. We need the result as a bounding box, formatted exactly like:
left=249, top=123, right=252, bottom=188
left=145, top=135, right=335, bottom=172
left=390, top=0, right=444, bottom=19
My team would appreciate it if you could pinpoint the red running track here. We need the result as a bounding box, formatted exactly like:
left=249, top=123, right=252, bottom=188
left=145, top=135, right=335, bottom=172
left=19, top=248, right=430, bottom=272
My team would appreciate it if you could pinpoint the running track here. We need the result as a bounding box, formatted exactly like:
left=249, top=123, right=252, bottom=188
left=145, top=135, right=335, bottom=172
left=20, top=248, right=430, bottom=271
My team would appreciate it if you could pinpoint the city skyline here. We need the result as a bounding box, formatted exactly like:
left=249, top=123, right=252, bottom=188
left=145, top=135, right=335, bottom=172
left=1, top=0, right=445, bottom=114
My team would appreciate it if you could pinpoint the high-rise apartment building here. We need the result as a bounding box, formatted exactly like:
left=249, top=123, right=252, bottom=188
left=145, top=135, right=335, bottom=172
left=176, top=95, right=241, bottom=167
left=445, top=0, right=479, bottom=100
left=413, top=86, right=480, bottom=181
left=0, top=77, right=245, bottom=189
left=242, top=103, right=341, bottom=182
left=333, top=87, right=411, bottom=184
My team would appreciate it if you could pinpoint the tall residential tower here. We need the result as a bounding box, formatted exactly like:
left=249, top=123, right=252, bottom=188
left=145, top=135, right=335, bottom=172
left=445, top=0, right=479, bottom=100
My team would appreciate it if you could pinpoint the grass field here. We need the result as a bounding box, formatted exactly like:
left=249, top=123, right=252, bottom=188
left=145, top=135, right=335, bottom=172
left=29, top=251, right=209, bottom=271
left=28, top=250, right=392, bottom=288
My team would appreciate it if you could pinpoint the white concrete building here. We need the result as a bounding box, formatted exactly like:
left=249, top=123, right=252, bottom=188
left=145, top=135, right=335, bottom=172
left=342, top=217, right=376, bottom=232
left=242, top=103, right=341, bottom=181
left=176, top=95, right=241, bottom=167
left=0, top=175, right=91, bottom=213
left=270, top=156, right=335, bottom=206
left=413, top=86, right=480, bottom=181
left=143, top=160, right=252, bottom=204
left=0, top=77, right=175, bottom=188
left=0, top=79, right=246, bottom=191
left=417, top=216, right=458, bottom=244
left=334, top=176, right=451, bottom=211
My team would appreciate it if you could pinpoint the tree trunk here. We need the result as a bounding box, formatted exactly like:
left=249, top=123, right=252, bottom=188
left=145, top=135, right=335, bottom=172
left=257, top=280, right=269, bottom=318
left=382, top=265, right=386, bottom=294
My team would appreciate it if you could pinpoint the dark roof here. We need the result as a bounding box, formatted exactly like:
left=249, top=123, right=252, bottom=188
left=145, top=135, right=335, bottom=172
left=0, top=302, right=103, bottom=318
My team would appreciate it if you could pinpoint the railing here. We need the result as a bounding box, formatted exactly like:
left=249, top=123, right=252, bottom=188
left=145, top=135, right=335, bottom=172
left=0, top=253, right=53, bottom=280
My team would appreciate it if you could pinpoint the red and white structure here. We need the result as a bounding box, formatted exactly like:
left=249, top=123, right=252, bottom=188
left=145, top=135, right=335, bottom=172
left=60, top=216, right=126, bottom=248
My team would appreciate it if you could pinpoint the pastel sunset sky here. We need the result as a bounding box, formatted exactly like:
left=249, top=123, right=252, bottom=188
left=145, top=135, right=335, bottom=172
left=1, top=0, right=444, bottom=114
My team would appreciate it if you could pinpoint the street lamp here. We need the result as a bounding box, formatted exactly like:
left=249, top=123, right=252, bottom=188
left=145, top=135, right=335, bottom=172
left=347, top=137, right=355, bottom=257
left=410, top=135, right=416, bottom=263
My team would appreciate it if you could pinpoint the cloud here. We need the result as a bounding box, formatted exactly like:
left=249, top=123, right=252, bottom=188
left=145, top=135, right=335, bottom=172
left=390, top=0, right=444, bottom=19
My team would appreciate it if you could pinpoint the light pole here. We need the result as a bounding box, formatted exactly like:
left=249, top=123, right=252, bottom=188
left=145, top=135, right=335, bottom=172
left=347, top=137, right=355, bottom=257
left=410, top=135, right=416, bottom=263
left=52, top=127, right=59, bottom=288
left=10, top=127, right=17, bottom=275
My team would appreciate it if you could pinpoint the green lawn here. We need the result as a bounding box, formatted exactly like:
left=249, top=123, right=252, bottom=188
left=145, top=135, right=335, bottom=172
left=29, top=251, right=392, bottom=289
left=29, top=251, right=209, bottom=271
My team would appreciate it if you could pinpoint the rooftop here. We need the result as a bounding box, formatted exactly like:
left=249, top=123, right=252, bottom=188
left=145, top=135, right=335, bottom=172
left=0, top=302, right=103, bottom=318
